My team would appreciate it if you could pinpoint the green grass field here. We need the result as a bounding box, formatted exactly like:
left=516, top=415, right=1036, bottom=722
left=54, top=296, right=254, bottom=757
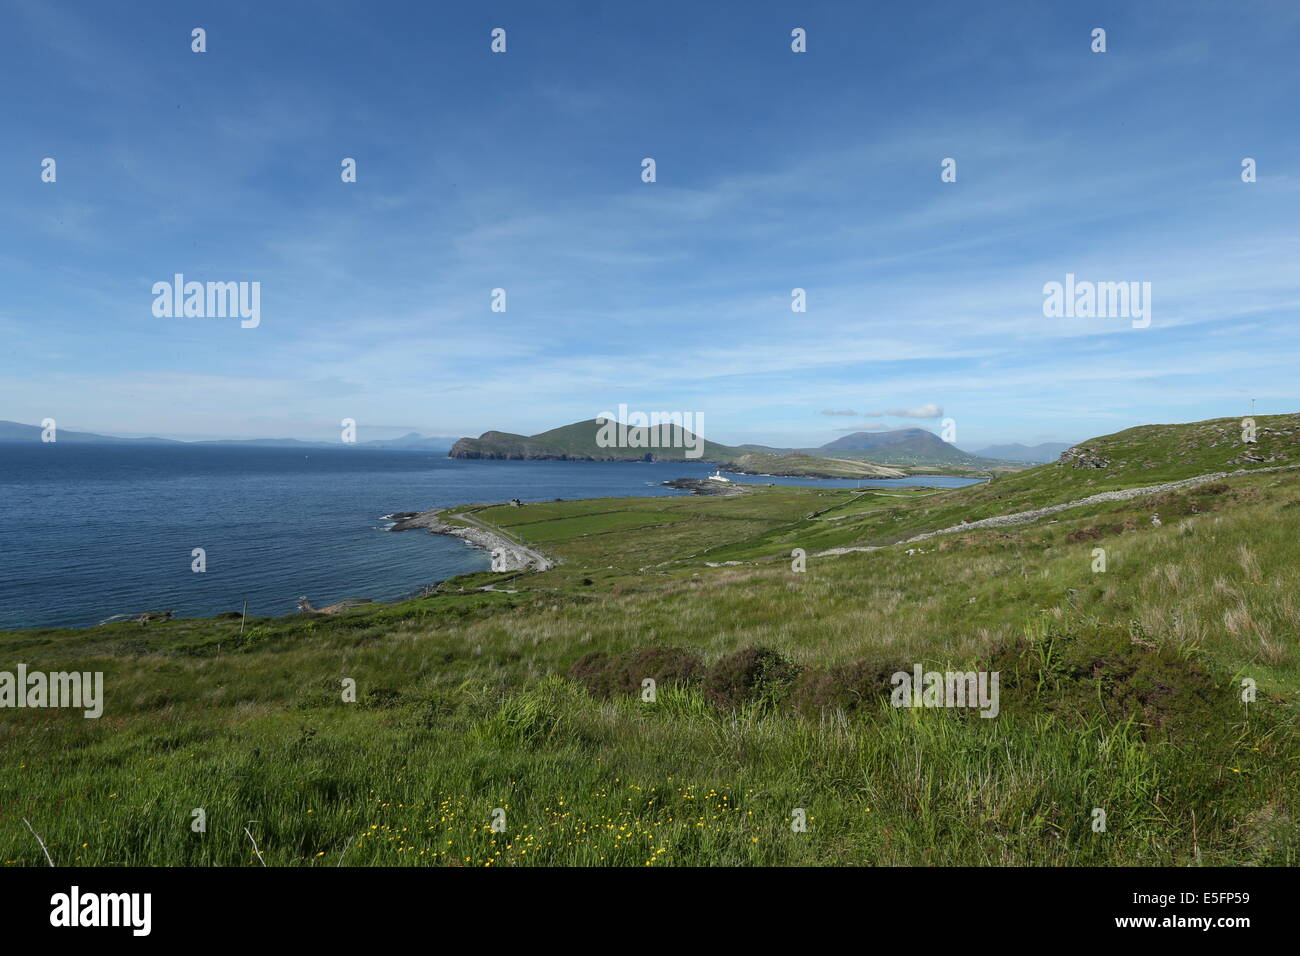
left=1, top=415, right=1296, bottom=866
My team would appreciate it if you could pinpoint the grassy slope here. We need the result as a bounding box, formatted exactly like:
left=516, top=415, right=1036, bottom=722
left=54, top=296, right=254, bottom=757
left=1, top=414, right=1297, bottom=867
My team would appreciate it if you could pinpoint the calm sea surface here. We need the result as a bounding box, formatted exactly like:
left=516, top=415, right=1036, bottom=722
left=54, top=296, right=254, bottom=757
left=0, top=443, right=981, bottom=629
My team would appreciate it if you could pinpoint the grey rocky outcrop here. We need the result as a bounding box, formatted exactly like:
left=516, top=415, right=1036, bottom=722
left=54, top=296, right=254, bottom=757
left=1058, top=446, right=1111, bottom=469
left=662, top=478, right=748, bottom=496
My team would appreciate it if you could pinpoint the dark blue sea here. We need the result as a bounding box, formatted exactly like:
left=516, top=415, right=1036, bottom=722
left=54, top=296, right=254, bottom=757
left=0, top=443, right=981, bottom=629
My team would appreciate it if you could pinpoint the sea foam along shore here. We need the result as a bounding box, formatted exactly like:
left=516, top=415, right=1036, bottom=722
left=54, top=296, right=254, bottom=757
left=387, top=508, right=555, bottom=572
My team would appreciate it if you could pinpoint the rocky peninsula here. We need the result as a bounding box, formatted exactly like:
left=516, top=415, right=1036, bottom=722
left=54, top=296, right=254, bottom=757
left=388, top=508, right=554, bottom=572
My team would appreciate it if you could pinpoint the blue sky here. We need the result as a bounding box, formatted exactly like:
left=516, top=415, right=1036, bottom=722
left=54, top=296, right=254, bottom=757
left=1, top=0, right=1297, bottom=448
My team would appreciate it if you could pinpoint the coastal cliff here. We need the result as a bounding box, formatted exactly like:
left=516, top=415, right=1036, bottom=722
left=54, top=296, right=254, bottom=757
left=448, top=420, right=743, bottom=462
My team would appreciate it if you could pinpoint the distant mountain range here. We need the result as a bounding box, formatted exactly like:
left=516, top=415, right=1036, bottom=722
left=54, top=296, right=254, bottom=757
left=971, top=442, right=1075, bottom=463
left=449, top=420, right=1029, bottom=474
left=0, top=421, right=456, bottom=451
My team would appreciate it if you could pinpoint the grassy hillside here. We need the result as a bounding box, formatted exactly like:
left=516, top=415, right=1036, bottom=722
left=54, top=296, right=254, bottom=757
left=966, top=413, right=1298, bottom=500
left=1, top=414, right=1296, bottom=867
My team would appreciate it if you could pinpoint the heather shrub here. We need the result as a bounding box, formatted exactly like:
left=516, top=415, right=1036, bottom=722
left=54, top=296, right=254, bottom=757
left=568, top=646, right=704, bottom=698
left=702, top=646, right=800, bottom=709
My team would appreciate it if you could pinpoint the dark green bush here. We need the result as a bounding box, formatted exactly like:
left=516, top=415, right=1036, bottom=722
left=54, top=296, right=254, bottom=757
left=703, top=646, right=800, bottom=709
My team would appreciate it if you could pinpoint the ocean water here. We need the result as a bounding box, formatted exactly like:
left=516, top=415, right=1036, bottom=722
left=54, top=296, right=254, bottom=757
left=0, top=444, right=981, bottom=629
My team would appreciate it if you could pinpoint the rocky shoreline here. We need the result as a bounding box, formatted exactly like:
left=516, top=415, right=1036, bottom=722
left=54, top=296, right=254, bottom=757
left=661, top=478, right=751, bottom=496
left=388, top=508, right=554, bottom=572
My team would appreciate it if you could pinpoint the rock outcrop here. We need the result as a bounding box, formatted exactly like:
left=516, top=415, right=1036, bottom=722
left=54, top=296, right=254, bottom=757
left=389, top=508, right=554, bottom=572
left=662, top=478, right=750, bottom=496
left=1058, top=446, right=1112, bottom=469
